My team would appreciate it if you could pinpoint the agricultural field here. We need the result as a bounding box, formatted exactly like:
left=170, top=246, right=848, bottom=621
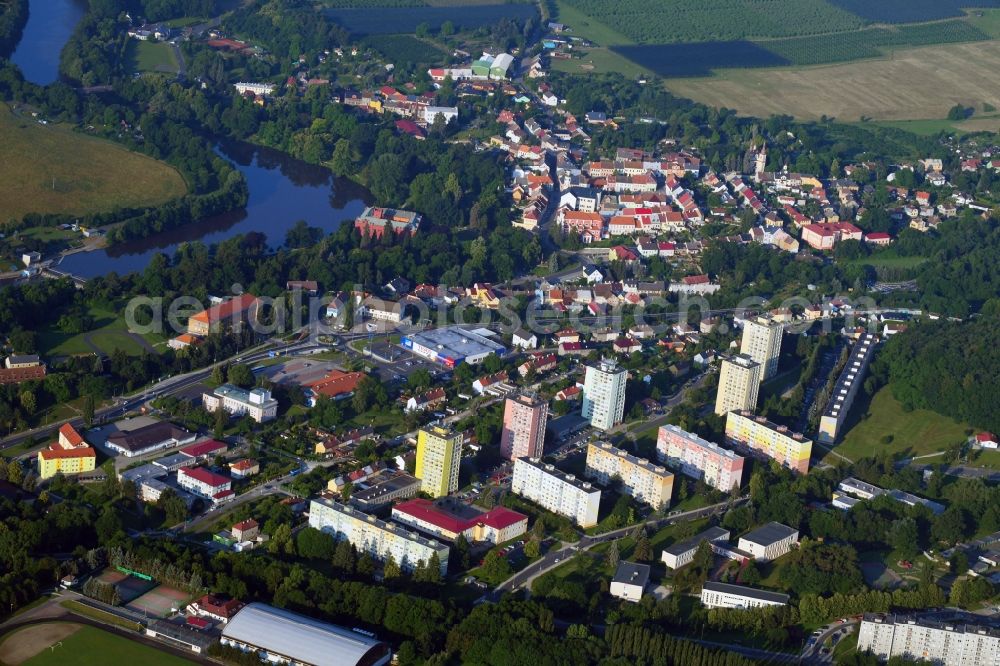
left=666, top=39, right=1000, bottom=122
left=360, top=34, right=446, bottom=68
left=828, top=0, right=1000, bottom=23
left=551, top=1, right=1000, bottom=122
left=0, top=105, right=187, bottom=225
left=0, top=623, right=192, bottom=666
left=324, top=3, right=537, bottom=35
left=612, top=41, right=788, bottom=78
left=322, top=0, right=525, bottom=5
left=561, top=0, right=865, bottom=44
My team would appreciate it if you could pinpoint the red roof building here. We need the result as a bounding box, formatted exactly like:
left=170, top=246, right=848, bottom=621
left=391, top=498, right=528, bottom=544
left=187, top=294, right=258, bottom=337
left=180, top=439, right=228, bottom=460
left=395, top=119, right=426, bottom=139
left=186, top=616, right=212, bottom=630
left=305, top=370, right=366, bottom=404
left=189, top=594, right=244, bottom=623
left=977, top=432, right=998, bottom=448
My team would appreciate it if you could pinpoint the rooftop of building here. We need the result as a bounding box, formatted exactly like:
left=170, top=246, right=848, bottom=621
left=180, top=439, right=227, bottom=458
left=516, top=457, right=600, bottom=493
left=589, top=441, right=671, bottom=479
left=190, top=294, right=258, bottom=324
left=106, top=421, right=192, bottom=453
left=221, top=603, right=390, bottom=666
left=180, top=466, right=231, bottom=488
left=153, top=452, right=193, bottom=469
left=663, top=526, right=731, bottom=557
left=39, top=446, right=95, bottom=461
left=393, top=498, right=527, bottom=534
left=403, top=326, right=506, bottom=362
left=862, top=612, right=1000, bottom=637
left=739, top=522, right=798, bottom=547
left=702, top=581, right=789, bottom=604
left=659, top=424, right=743, bottom=460
left=728, top=410, right=811, bottom=442
left=612, top=561, right=650, bottom=588
left=351, top=473, right=421, bottom=503
left=723, top=353, right=760, bottom=370
left=823, top=333, right=878, bottom=419
left=310, top=497, right=449, bottom=552
left=211, top=384, right=275, bottom=405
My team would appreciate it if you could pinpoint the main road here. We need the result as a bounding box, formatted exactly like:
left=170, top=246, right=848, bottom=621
left=0, top=336, right=326, bottom=456
left=485, top=495, right=749, bottom=601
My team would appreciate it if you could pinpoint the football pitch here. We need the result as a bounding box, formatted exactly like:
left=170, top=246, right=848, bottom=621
left=0, top=623, right=193, bottom=666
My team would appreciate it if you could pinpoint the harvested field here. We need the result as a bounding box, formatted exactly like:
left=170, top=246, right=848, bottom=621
left=666, top=40, right=1000, bottom=121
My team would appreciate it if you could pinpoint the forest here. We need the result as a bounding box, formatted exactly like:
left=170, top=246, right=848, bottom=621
left=0, top=0, right=28, bottom=58
left=874, top=315, right=1000, bottom=433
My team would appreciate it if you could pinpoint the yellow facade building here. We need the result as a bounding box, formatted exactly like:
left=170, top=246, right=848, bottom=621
left=37, top=423, right=96, bottom=479
left=415, top=424, right=462, bottom=498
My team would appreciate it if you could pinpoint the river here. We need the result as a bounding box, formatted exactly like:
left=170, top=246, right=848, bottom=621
left=58, top=140, right=373, bottom=278
left=9, top=0, right=87, bottom=86
left=10, top=0, right=374, bottom=280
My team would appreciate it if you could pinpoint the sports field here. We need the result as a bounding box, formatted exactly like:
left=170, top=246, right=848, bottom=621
left=94, top=569, right=156, bottom=603
left=127, top=585, right=191, bottom=619
left=0, top=623, right=192, bottom=666
left=127, top=41, right=179, bottom=74
left=0, top=105, right=187, bottom=225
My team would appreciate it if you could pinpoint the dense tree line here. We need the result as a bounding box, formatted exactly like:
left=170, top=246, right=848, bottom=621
left=605, top=623, right=757, bottom=666
left=138, top=0, right=218, bottom=22
left=0, top=0, right=28, bottom=58
left=874, top=315, right=1000, bottom=432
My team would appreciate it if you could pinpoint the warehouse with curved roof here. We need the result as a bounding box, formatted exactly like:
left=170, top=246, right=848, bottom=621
left=221, top=603, right=391, bottom=666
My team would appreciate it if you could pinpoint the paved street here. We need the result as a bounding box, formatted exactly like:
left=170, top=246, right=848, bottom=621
left=486, top=496, right=748, bottom=601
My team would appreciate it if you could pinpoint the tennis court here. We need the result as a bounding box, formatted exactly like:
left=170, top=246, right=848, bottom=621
left=94, top=569, right=155, bottom=603
left=126, top=584, right=191, bottom=618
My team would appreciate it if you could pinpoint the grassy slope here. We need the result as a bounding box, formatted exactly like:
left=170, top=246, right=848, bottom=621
left=823, top=385, right=969, bottom=464
left=0, top=106, right=187, bottom=224
left=38, top=305, right=167, bottom=357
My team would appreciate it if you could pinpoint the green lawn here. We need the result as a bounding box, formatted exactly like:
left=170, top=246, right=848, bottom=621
left=550, top=47, right=651, bottom=78
left=553, top=0, right=634, bottom=46
left=866, top=118, right=971, bottom=136
left=825, top=385, right=969, bottom=464
left=128, top=41, right=179, bottom=74
left=21, top=625, right=188, bottom=665
left=967, top=448, right=1000, bottom=471
left=38, top=305, right=166, bottom=357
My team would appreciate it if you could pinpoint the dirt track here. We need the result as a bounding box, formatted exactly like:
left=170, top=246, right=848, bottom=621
left=0, top=622, right=82, bottom=665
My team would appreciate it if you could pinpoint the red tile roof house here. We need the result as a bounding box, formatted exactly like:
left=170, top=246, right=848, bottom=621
left=391, top=498, right=528, bottom=544
left=800, top=222, right=863, bottom=251
left=187, top=594, right=244, bottom=623
left=178, top=467, right=233, bottom=504
left=180, top=439, right=227, bottom=461
left=976, top=432, right=999, bottom=449
left=864, top=232, right=892, bottom=246
left=303, top=370, right=366, bottom=406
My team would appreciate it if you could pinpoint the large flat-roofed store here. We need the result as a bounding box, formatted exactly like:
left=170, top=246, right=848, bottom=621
left=402, top=327, right=507, bottom=367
